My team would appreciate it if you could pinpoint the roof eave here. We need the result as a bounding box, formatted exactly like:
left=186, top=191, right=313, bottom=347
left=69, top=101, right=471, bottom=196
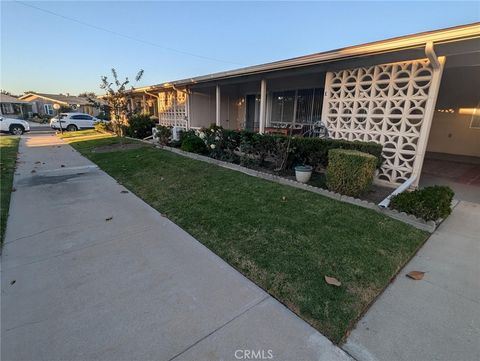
left=143, top=22, right=479, bottom=91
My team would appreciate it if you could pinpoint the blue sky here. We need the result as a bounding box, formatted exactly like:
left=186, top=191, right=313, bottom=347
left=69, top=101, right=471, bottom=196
left=1, top=1, right=478, bottom=95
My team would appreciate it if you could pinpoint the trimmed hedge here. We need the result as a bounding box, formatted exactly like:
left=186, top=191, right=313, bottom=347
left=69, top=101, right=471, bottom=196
left=390, top=185, right=454, bottom=221
left=326, top=149, right=377, bottom=197
left=290, top=137, right=383, bottom=169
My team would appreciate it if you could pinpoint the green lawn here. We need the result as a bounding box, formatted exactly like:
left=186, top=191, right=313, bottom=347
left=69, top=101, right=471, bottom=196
left=0, top=136, right=20, bottom=244
left=63, top=132, right=428, bottom=343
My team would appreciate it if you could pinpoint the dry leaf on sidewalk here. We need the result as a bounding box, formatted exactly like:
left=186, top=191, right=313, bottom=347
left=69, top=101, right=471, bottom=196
left=120, top=190, right=129, bottom=194
left=406, top=271, right=425, bottom=280
left=325, top=276, right=341, bottom=287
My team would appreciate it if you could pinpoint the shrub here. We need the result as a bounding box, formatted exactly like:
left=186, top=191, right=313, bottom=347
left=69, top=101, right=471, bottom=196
left=326, top=149, right=377, bottom=197
left=180, top=130, right=208, bottom=154
left=126, top=114, right=157, bottom=139
left=390, top=185, right=454, bottom=221
left=239, top=131, right=288, bottom=169
left=155, top=125, right=172, bottom=146
left=290, top=138, right=383, bottom=170
left=94, top=121, right=112, bottom=133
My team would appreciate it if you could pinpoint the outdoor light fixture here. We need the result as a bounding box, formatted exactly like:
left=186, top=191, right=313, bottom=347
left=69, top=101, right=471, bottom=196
left=53, top=103, right=63, bottom=134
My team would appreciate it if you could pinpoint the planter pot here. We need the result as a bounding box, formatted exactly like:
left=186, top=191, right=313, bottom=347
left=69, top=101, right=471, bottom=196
left=295, top=165, right=313, bottom=183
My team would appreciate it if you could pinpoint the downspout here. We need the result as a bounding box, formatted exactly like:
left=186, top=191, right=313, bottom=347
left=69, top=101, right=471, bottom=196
left=144, top=90, right=159, bottom=119
left=378, top=176, right=416, bottom=208
left=379, top=41, right=442, bottom=208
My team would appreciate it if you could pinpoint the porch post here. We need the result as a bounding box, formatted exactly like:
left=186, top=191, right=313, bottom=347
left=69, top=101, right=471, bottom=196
left=411, top=56, right=446, bottom=187
left=186, top=90, right=191, bottom=130
left=259, top=79, right=267, bottom=134
left=216, top=85, right=221, bottom=126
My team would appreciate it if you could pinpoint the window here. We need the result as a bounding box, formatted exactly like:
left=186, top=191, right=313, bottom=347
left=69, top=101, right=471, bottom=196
left=44, top=104, right=54, bottom=115
left=71, top=115, right=92, bottom=120
left=270, top=88, right=323, bottom=126
left=1, top=103, right=14, bottom=114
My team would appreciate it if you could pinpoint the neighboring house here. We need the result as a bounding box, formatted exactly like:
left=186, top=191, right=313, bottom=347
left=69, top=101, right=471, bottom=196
left=0, top=94, right=32, bottom=119
left=131, top=23, right=480, bottom=188
left=19, top=93, right=101, bottom=117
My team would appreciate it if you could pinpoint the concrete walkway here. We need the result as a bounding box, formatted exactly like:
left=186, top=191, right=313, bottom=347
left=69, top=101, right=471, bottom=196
left=344, top=201, right=480, bottom=361
left=1, top=133, right=352, bottom=361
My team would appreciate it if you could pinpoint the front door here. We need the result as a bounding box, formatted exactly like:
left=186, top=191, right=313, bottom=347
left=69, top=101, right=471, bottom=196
left=245, top=94, right=259, bottom=131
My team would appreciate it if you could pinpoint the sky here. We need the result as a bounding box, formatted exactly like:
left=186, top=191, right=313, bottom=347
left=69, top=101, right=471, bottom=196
left=1, top=1, right=479, bottom=95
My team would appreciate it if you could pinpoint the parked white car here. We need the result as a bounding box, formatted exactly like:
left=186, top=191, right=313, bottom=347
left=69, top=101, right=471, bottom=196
left=50, top=112, right=103, bottom=131
left=0, top=116, right=31, bottom=135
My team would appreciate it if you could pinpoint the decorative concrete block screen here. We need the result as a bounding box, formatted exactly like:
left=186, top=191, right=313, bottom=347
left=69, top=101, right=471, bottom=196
left=158, top=91, right=187, bottom=127
left=322, top=59, right=443, bottom=186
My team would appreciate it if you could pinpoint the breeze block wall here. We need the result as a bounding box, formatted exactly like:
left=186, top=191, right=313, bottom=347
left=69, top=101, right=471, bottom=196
left=322, top=58, right=444, bottom=186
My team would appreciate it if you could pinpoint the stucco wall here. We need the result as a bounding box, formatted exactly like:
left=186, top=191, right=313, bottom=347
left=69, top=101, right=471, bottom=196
left=427, top=111, right=480, bottom=157
left=190, top=91, right=214, bottom=128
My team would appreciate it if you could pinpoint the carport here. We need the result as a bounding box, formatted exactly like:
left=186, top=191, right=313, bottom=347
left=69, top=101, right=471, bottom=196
left=421, top=59, right=480, bottom=202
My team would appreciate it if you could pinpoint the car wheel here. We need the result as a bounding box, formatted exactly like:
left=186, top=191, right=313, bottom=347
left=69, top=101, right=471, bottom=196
left=10, top=125, right=24, bottom=135
left=66, top=124, right=78, bottom=132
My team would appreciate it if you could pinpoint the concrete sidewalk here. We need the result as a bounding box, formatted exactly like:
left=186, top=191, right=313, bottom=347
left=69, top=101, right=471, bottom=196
left=1, top=133, right=352, bottom=361
left=343, top=201, right=480, bottom=361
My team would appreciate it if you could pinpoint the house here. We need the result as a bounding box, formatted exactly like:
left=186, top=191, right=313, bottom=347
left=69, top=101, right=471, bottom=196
left=19, top=92, right=101, bottom=117
left=0, top=94, right=32, bottom=119
left=130, top=23, right=480, bottom=189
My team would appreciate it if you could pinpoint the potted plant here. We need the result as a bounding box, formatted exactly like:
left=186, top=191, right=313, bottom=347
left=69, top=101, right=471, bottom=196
left=294, top=165, right=313, bottom=183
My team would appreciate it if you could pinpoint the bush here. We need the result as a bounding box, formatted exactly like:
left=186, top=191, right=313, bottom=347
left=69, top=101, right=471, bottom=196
left=390, top=185, right=454, bottom=221
left=94, top=121, right=112, bottom=133
left=326, top=149, right=377, bottom=196
left=180, top=130, right=208, bottom=154
left=290, top=138, right=383, bottom=170
left=126, top=114, right=157, bottom=139
left=155, top=125, right=172, bottom=146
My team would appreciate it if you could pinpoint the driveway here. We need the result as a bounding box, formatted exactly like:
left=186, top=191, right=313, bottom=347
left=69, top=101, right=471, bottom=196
left=343, top=201, right=480, bottom=361
left=1, top=133, right=351, bottom=361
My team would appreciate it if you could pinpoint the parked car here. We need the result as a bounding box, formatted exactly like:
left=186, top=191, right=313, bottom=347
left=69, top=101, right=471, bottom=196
left=0, top=116, right=31, bottom=135
left=50, top=112, right=104, bottom=131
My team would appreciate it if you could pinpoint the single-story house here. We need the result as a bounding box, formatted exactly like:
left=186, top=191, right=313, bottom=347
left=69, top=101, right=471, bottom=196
left=19, top=93, right=101, bottom=117
left=0, top=94, right=33, bottom=119
left=129, top=23, right=480, bottom=189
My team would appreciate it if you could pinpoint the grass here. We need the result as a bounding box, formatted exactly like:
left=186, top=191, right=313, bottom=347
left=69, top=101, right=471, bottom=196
left=0, top=136, right=20, bottom=244
left=63, top=132, right=428, bottom=343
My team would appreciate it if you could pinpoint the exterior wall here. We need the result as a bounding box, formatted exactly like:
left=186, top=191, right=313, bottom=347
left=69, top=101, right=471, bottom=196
left=189, top=90, right=214, bottom=128
left=427, top=111, right=480, bottom=157
left=31, top=100, right=54, bottom=115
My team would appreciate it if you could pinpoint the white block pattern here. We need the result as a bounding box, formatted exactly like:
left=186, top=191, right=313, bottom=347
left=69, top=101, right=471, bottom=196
left=322, top=59, right=434, bottom=185
left=158, top=91, right=187, bottom=127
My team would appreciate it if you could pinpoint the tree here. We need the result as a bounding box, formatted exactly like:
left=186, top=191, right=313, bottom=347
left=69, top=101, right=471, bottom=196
left=1, top=90, right=19, bottom=97
left=99, top=68, right=144, bottom=136
left=78, top=91, right=97, bottom=98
